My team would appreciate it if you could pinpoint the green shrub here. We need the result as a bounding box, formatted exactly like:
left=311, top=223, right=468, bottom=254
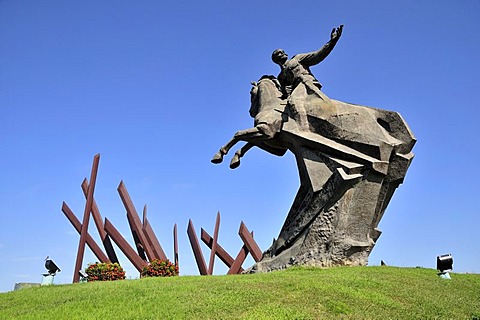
left=141, top=259, right=179, bottom=278
left=85, top=262, right=126, bottom=282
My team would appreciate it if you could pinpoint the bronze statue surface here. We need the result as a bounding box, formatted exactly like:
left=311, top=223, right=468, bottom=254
left=212, top=26, right=415, bottom=271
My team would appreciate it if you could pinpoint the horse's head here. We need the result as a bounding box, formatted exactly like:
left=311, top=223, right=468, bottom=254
left=249, top=75, right=282, bottom=118
left=249, top=81, right=259, bottom=118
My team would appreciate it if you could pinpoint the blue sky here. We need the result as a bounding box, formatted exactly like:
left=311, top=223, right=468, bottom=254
left=1, top=1, right=479, bottom=292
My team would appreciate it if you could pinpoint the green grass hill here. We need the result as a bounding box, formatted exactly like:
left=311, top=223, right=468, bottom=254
left=1, top=266, right=479, bottom=319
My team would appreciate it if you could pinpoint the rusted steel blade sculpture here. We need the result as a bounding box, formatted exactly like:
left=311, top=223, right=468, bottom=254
left=118, top=181, right=156, bottom=262
left=173, top=223, right=179, bottom=268
left=238, top=221, right=262, bottom=262
left=187, top=219, right=208, bottom=275
left=61, top=202, right=110, bottom=263
left=201, top=228, right=240, bottom=271
left=208, top=212, right=220, bottom=275
left=65, top=154, right=264, bottom=279
left=63, top=154, right=178, bottom=282
left=127, top=212, right=148, bottom=261
left=73, top=153, right=100, bottom=283
left=228, top=232, right=253, bottom=275
left=104, top=218, right=147, bottom=272
left=142, top=205, right=167, bottom=261
left=80, top=179, right=118, bottom=263
left=189, top=213, right=262, bottom=275
left=101, top=180, right=179, bottom=273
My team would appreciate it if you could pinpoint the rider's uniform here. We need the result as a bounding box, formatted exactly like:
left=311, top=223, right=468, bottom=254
left=277, top=39, right=339, bottom=130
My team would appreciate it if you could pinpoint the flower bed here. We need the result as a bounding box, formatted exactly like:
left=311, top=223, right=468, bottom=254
left=141, top=259, right=179, bottom=278
left=85, top=262, right=126, bottom=282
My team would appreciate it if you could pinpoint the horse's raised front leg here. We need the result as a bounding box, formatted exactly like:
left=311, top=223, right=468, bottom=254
left=211, top=136, right=238, bottom=164
left=229, top=142, right=255, bottom=169
left=211, top=126, right=267, bottom=164
left=234, top=125, right=271, bottom=141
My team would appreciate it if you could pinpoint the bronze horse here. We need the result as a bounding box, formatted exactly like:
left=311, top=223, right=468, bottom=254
left=211, top=75, right=289, bottom=169
left=211, top=75, right=414, bottom=171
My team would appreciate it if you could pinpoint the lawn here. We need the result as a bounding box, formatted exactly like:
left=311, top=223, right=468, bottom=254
left=1, top=266, right=479, bottom=319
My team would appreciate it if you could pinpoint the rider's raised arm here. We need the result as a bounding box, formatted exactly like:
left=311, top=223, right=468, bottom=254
left=295, top=25, right=343, bottom=67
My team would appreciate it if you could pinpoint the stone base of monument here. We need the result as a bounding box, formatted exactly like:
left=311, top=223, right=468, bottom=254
left=250, top=164, right=379, bottom=272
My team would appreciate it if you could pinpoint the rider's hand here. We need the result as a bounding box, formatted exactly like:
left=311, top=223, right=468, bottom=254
left=331, top=25, right=343, bottom=40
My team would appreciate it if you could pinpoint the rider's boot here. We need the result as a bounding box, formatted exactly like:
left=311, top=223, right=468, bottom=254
left=288, top=100, right=309, bottom=131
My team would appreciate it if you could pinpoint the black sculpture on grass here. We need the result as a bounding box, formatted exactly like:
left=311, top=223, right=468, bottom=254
left=45, top=256, right=61, bottom=275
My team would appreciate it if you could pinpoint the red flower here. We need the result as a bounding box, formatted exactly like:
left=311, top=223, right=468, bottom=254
left=141, top=259, right=179, bottom=278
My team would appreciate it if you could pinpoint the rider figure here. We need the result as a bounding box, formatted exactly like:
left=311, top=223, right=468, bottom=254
left=271, top=25, right=343, bottom=130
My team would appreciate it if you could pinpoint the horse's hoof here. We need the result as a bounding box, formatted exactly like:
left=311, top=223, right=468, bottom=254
left=229, top=157, right=240, bottom=169
left=211, top=152, right=224, bottom=164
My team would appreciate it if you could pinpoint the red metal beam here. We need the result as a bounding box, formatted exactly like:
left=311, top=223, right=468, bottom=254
left=227, top=231, right=253, bottom=275
left=104, top=218, right=147, bottom=273
left=126, top=212, right=147, bottom=261
left=187, top=219, right=208, bottom=275
left=208, top=212, right=220, bottom=275
left=142, top=205, right=167, bottom=261
left=73, top=154, right=100, bottom=283
left=61, top=202, right=109, bottom=263
left=201, top=228, right=243, bottom=272
left=81, top=179, right=106, bottom=240
left=81, top=179, right=118, bottom=263
left=228, top=244, right=249, bottom=275
left=173, top=223, right=179, bottom=267
left=117, top=181, right=155, bottom=262
left=238, top=221, right=263, bottom=262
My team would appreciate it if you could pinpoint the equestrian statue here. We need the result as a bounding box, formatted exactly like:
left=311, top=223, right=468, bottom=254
left=211, top=25, right=415, bottom=271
